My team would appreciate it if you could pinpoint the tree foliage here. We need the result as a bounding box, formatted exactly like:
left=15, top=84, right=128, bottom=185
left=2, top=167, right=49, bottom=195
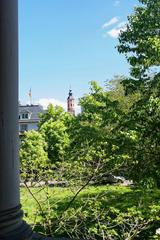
left=20, top=130, right=48, bottom=182
left=115, top=0, right=160, bottom=186
left=118, top=0, right=160, bottom=79
left=39, top=104, right=72, bottom=165
left=64, top=79, right=134, bottom=184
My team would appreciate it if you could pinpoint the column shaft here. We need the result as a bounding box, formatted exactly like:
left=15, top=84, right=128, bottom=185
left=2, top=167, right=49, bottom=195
left=0, top=1, right=32, bottom=239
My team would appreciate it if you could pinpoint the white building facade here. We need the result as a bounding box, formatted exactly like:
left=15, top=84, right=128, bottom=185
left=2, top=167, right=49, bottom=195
left=19, top=104, right=44, bottom=134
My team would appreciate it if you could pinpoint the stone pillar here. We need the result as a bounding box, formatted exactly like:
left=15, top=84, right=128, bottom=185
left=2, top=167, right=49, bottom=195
left=0, top=1, right=32, bottom=239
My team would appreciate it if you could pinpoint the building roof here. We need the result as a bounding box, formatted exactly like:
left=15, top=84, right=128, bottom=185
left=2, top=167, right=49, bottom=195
left=19, top=104, right=44, bottom=122
left=67, top=89, right=74, bottom=100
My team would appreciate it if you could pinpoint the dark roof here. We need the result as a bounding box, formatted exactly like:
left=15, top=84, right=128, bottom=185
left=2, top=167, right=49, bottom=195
left=67, top=89, right=74, bottom=100
left=19, top=104, right=44, bottom=121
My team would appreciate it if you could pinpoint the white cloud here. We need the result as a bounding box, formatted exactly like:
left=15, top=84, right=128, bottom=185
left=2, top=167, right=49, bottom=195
left=36, top=98, right=81, bottom=115
left=37, top=98, right=66, bottom=110
left=102, top=17, right=119, bottom=29
left=107, top=22, right=126, bottom=38
left=107, top=28, right=121, bottom=38
left=117, top=21, right=127, bottom=28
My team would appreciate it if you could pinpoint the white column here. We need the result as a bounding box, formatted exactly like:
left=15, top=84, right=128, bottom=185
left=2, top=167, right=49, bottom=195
left=0, top=1, right=32, bottom=239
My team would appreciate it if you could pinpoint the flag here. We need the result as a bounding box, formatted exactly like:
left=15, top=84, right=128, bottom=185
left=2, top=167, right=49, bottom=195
left=29, top=88, right=31, bottom=97
left=29, top=88, right=32, bottom=105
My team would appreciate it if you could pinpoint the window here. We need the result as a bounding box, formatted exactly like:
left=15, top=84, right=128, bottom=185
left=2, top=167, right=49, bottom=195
left=22, top=113, right=28, bottom=119
left=20, top=124, right=28, bottom=132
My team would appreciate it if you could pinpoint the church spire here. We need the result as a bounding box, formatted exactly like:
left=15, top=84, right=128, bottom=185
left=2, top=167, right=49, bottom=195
left=67, top=88, right=75, bottom=115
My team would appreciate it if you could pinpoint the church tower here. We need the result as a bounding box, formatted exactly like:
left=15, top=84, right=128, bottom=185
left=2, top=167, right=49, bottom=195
left=67, top=89, right=75, bottom=115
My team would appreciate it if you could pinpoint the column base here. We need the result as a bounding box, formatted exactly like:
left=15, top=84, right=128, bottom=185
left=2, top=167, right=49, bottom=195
left=0, top=220, right=32, bottom=240
left=0, top=205, right=32, bottom=240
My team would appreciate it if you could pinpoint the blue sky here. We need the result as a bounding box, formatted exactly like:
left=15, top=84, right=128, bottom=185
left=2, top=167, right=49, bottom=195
left=19, top=0, right=138, bottom=111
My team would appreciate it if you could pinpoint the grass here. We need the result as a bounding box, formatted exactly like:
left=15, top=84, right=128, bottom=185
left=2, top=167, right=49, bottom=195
left=21, top=185, right=130, bottom=222
left=20, top=185, right=160, bottom=239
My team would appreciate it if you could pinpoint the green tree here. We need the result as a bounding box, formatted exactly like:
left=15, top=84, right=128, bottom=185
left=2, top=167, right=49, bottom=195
left=20, top=130, right=48, bottom=182
left=112, top=93, right=160, bottom=187
left=39, top=104, right=72, bottom=165
left=66, top=80, right=127, bottom=183
left=116, top=0, right=160, bottom=186
left=118, top=0, right=160, bottom=79
left=40, top=119, right=70, bottom=164
left=39, top=103, right=72, bottom=129
left=106, top=75, right=141, bottom=113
